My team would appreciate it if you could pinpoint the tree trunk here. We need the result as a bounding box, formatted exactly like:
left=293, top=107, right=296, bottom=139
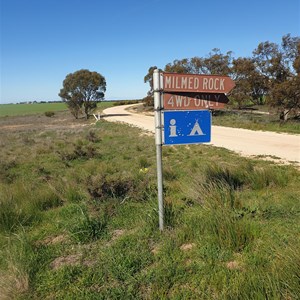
left=84, top=105, right=89, bottom=119
left=283, top=109, right=289, bottom=121
left=279, top=109, right=289, bottom=122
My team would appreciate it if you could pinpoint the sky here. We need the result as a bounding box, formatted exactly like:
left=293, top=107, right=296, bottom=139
left=0, top=0, right=299, bottom=104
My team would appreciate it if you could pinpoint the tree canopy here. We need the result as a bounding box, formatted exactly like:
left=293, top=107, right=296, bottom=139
left=59, top=69, right=106, bottom=119
left=144, top=34, right=300, bottom=120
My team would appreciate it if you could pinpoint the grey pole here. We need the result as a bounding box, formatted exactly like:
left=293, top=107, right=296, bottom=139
left=153, top=69, right=164, bottom=231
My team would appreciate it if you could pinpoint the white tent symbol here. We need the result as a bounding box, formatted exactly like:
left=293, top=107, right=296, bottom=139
left=188, top=120, right=205, bottom=136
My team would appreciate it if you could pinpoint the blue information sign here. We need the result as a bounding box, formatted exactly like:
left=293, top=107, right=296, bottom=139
left=163, top=110, right=211, bottom=145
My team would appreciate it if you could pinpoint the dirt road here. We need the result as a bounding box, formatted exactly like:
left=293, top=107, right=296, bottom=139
left=103, top=104, right=300, bottom=166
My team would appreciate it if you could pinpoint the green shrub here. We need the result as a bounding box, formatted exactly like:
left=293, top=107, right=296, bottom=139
left=163, top=166, right=178, bottom=181
left=87, top=173, right=136, bottom=201
left=69, top=208, right=108, bottom=243
left=187, top=181, right=258, bottom=251
left=0, top=233, right=36, bottom=299
left=164, top=200, right=181, bottom=228
left=0, top=159, right=18, bottom=183
left=65, top=188, right=86, bottom=203
left=138, top=156, right=151, bottom=169
left=86, top=130, right=101, bottom=143
left=105, top=235, right=153, bottom=282
left=44, top=111, right=55, bottom=117
left=0, top=183, right=63, bottom=233
left=204, top=162, right=289, bottom=191
left=142, top=95, right=154, bottom=107
left=205, top=164, right=244, bottom=190
left=57, top=141, right=98, bottom=162
left=273, top=244, right=300, bottom=298
left=246, top=165, right=289, bottom=189
left=33, top=191, right=63, bottom=211
left=113, top=100, right=141, bottom=106
left=206, top=205, right=256, bottom=251
left=0, top=188, right=40, bottom=233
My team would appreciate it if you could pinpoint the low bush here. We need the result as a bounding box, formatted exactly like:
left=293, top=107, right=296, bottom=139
left=0, top=159, right=18, bottom=183
left=44, top=111, right=55, bottom=117
left=0, top=183, right=63, bottom=233
left=33, top=191, right=63, bottom=211
left=205, top=164, right=244, bottom=190
left=186, top=181, right=257, bottom=251
left=138, top=156, right=151, bottom=169
left=57, top=141, right=98, bottom=162
left=87, top=173, right=136, bottom=201
left=142, top=95, right=154, bottom=107
left=0, top=188, right=40, bottom=233
left=246, top=165, right=289, bottom=189
left=0, top=233, right=36, bottom=299
left=86, top=130, right=101, bottom=143
left=113, top=100, right=141, bottom=106
left=68, top=208, right=108, bottom=243
left=104, top=235, right=153, bottom=282
left=204, top=162, right=290, bottom=191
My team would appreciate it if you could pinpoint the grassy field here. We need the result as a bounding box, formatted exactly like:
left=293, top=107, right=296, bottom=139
left=0, top=103, right=68, bottom=117
left=0, top=101, right=115, bottom=117
left=0, top=111, right=299, bottom=299
left=212, top=110, right=300, bottom=134
left=2, top=102, right=299, bottom=134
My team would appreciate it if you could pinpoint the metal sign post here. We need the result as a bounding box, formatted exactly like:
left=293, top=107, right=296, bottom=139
left=153, top=69, right=164, bottom=231
left=153, top=71, right=235, bottom=231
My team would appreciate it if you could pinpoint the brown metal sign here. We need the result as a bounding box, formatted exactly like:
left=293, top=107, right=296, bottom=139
left=163, top=72, right=235, bottom=94
left=163, top=92, right=229, bottom=110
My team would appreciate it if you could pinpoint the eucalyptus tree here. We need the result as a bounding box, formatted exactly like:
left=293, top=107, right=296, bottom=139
left=253, top=34, right=300, bottom=120
left=59, top=69, right=106, bottom=119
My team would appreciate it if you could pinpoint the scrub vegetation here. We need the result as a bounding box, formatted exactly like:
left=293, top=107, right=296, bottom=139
left=211, top=109, right=300, bottom=134
left=0, top=111, right=299, bottom=299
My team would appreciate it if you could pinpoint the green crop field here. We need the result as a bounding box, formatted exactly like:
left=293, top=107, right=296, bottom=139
left=0, top=103, right=67, bottom=117
left=0, top=101, right=116, bottom=117
left=0, top=110, right=299, bottom=299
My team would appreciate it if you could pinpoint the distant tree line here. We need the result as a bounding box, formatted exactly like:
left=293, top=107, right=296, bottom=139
left=144, top=34, right=300, bottom=121
left=17, top=100, right=63, bottom=104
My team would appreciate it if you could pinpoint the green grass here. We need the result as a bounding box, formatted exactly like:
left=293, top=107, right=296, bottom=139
left=0, top=113, right=299, bottom=299
left=0, top=103, right=67, bottom=117
left=212, top=110, right=300, bottom=134
left=0, top=101, right=115, bottom=117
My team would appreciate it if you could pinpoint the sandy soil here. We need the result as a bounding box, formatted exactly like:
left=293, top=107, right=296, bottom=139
left=103, top=104, right=300, bottom=166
